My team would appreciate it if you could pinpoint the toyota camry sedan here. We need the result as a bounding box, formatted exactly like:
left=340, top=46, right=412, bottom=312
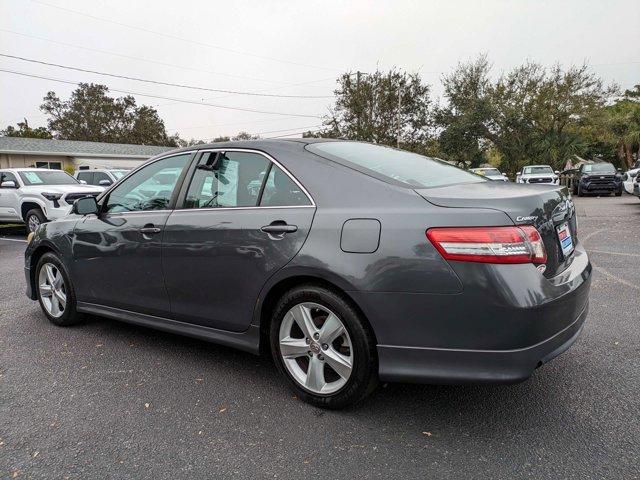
left=24, top=139, right=591, bottom=408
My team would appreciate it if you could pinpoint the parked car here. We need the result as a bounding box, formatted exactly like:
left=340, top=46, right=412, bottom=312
left=469, top=167, right=509, bottom=181
left=24, top=140, right=591, bottom=408
left=622, top=168, right=639, bottom=195
left=0, top=168, right=103, bottom=232
left=572, top=162, right=623, bottom=197
left=633, top=173, right=640, bottom=199
left=516, top=165, right=559, bottom=184
left=75, top=168, right=130, bottom=187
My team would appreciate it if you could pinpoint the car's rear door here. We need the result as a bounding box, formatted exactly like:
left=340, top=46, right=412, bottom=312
left=72, top=153, right=194, bottom=316
left=162, top=149, right=315, bottom=332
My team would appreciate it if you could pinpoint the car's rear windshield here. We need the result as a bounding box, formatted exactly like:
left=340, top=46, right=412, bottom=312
left=583, top=163, right=616, bottom=174
left=523, top=166, right=553, bottom=174
left=19, top=170, right=79, bottom=186
left=307, top=142, right=485, bottom=188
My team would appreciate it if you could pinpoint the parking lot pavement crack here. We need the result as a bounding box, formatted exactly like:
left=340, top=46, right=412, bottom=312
left=592, top=263, right=640, bottom=292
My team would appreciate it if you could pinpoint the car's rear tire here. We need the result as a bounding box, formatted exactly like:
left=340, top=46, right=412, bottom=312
left=269, top=285, right=378, bottom=409
left=577, top=184, right=583, bottom=197
left=35, top=252, right=84, bottom=326
left=25, top=208, right=47, bottom=233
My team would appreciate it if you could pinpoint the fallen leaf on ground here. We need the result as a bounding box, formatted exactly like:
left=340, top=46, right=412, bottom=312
left=219, top=407, right=227, bottom=413
left=422, top=431, right=433, bottom=437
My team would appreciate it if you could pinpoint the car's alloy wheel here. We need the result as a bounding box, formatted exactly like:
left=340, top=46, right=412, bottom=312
left=278, top=302, right=354, bottom=395
left=35, top=253, right=84, bottom=326
left=38, top=263, right=67, bottom=318
left=27, top=213, right=41, bottom=232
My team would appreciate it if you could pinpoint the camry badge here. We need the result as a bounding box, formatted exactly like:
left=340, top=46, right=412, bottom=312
left=516, top=215, right=538, bottom=222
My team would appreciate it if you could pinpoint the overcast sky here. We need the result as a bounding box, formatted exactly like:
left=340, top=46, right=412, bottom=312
left=1, top=0, right=638, bottom=142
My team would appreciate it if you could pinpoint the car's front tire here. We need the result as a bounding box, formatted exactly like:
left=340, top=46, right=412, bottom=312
left=615, top=188, right=622, bottom=197
left=36, top=252, right=84, bottom=326
left=269, top=285, right=378, bottom=409
left=25, top=208, right=46, bottom=233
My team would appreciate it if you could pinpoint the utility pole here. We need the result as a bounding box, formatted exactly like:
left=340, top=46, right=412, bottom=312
left=396, top=86, right=402, bottom=148
left=356, top=71, right=362, bottom=141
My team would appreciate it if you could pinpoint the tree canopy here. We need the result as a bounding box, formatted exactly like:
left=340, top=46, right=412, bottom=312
left=1, top=118, right=53, bottom=139
left=38, top=83, right=177, bottom=146
left=1, top=65, right=638, bottom=170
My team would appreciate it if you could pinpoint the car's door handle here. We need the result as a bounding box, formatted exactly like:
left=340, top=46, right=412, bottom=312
left=140, top=226, right=162, bottom=235
left=261, top=222, right=298, bottom=234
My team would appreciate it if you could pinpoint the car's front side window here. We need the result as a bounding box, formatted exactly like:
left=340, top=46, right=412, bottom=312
left=77, top=171, right=93, bottom=184
left=104, top=154, right=191, bottom=213
left=0, top=171, right=19, bottom=187
left=184, top=151, right=269, bottom=209
left=93, top=172, right=113, bottom=185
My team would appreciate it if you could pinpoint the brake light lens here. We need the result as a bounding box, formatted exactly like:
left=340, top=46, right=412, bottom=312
left=426, top=226, right=547, bottom=264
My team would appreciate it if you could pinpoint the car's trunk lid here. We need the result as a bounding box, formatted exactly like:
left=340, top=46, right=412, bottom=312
left=415, top=182, right=577, bottom=277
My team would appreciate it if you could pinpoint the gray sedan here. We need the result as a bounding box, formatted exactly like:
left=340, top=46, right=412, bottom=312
left=24, top=139, right=591, bottom=408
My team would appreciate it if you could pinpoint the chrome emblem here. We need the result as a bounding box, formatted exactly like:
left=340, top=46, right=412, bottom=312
left=516, top=215, right=538, bottom=222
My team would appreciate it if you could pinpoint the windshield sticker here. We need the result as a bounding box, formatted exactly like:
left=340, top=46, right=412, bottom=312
left=24, top=172, right=44, bottom=184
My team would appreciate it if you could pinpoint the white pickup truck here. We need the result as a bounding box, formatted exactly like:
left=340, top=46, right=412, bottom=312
left=0, top=168, right=103, bottom=232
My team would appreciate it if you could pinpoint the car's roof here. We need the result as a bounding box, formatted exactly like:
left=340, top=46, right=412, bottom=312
left=158, top=138, right=339, bottom=157
left=523, top=165, right=552, bottom=168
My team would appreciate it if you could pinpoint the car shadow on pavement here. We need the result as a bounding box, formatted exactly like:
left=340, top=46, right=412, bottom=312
left=78, top=312, right=582, bottom=432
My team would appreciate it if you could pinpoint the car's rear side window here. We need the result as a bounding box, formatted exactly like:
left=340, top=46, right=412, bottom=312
left=260, top=164, right=311, bottom=207
left=307, top=142, right=485, bottom=188
left=184, top=151, right=270, bottom=208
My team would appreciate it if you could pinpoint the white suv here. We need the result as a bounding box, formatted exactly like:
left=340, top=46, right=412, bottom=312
left=516, top=165, right=559, bottom=185
left=75, top=168, right=130, bottom=187
left=0, top=168, right=103, bottom=232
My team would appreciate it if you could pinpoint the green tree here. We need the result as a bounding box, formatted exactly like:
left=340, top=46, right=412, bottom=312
left=598, top=85, right=640, bottom=168
left=434, top=58, right=613, bottom=175
left=435, top=55, right=493, bottom=167
left=1, top=118, right=52, bottom=139
left=231, top=131, right=260, bottom=141
left=321, top=69, right=432, bottom=149
left=40, top=83, right=176, bottom=146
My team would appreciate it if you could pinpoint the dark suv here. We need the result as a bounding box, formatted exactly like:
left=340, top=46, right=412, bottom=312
left=573, top=162, right=622, bottom=197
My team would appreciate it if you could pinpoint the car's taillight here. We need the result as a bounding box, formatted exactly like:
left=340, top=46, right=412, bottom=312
left=426, top=226, right=547, bottom=264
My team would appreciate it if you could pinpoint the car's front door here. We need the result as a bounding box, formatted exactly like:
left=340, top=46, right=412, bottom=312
left=162, top=149, right=315, bottom=332
left=72, top=153, right=193, bottom=316
left=0, top=171, right=22, bottom=221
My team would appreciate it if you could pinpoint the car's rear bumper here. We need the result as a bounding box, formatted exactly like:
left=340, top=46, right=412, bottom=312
left=351, top=241, right=591, bottom=384
left=377, top=300, right=588, bottom=384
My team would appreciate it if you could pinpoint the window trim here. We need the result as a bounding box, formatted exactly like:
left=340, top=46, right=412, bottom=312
left=175, top=148, right=315, bottom=211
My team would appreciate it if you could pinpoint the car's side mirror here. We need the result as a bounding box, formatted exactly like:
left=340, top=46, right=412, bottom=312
left=516, top=172, right=522, bottom=176
left=79, top=179, right=87, bottom=184
left=0, top=180, right=17, bottom=188
left=72, top=196, right=99, bottom=216
left=98, top=179, right=112, bottom=186
left=502, top=172, right=507, bottom=176
left=555, top=170, right=560, bottom=175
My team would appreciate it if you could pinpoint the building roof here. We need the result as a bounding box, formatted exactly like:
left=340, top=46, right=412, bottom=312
left=0, top=137, right=173, bottom=159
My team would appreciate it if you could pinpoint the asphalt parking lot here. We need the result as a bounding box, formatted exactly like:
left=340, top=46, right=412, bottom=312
left=1, top=195, right=639, bottom=479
